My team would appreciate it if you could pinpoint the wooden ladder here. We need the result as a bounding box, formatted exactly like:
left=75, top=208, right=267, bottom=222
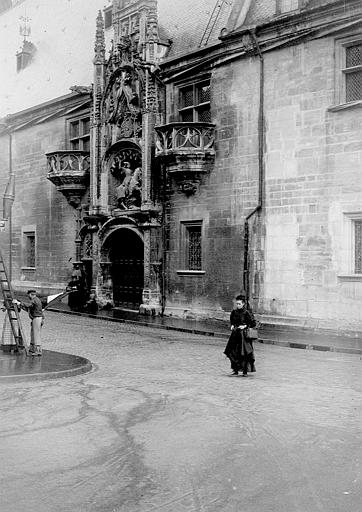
left=0, top=249, right=29, bottom=355
left=199, top=0, right=229, bottom=47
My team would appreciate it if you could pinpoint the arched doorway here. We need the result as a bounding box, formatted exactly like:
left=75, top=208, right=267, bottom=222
left=106, top=228, right=144, bottom=309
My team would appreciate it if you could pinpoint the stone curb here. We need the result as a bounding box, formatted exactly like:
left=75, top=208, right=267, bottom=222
left=260, top=338, right=362, bottom=355
left=48, top=308, right=226, bottom=337
left=48, top=308, right=362, bottom=356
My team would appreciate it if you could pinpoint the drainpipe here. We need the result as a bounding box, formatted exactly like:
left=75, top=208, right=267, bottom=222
left=3, top=133, right=15, bottom=283
left=243, top=29, right=265, bottom=304
left=161, top=161, right=167, bottom=315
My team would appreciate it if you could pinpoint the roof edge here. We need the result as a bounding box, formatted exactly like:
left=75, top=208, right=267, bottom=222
left=221, top=0, right=361, bottom=40
left=1, top=90, right=91, bottom=124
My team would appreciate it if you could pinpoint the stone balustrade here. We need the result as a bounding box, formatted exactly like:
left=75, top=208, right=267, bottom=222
left=46, top=150, right=90, bottom=208
left=155, top=122, right=215, bottom=155
left=46, top=150, right=90, bottom=174
left=154, top=123, right=215, bottom=195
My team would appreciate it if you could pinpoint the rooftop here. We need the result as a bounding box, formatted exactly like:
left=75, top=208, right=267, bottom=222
left=225, top=0, right=354, bottom=34
left=157, top=0, right=234, bottom=57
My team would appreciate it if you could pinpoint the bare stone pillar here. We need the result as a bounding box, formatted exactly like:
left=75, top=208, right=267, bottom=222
left=139, top=108, right=162, bottom=315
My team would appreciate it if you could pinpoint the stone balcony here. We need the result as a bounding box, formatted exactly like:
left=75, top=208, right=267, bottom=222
left=155, top=122, right=215, bottom=194
left=46, top=150, right=90, bottom=208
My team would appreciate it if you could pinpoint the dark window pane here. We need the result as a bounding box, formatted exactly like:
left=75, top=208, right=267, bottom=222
left=25, top=233, right=35, bottom=267
left=346, top=71, right=362, bottom=102
left=355, top=220, right=362, bottom=273
left=188, top=226, right=202, bottom=270
left=180, top=110, right=194, bottom=122
left=82, top=118, right=90, bottom=135
left=71, top=140, right=80, bottom=150
left=197, top=106, right=211, bottom=122
left=70, top=121, right=79, bottom=139
left=82, top=137, right=90, bottom=152
left=346, top=44, right=362, bottom=68
left=180, top=86, right=194, bottom=108
left=197, top=82, right=210, bottom=104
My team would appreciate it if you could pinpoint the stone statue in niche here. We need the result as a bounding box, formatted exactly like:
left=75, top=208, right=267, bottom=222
left=114, top=161, right=142, bottom=210
left=107, top=69, right=141, bottom=140
left=110, top=70, right=139, bottom=122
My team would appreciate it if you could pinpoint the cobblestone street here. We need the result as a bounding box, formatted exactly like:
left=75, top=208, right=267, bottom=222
left=0, top=312, right=361, bottom=512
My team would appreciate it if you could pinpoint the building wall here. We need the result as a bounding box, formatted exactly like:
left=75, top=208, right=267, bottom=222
left=0, top=117, right=77, bottom=294
left=164, top=58, right=261, bottom=319
left=163, top=24, right=362, bottom=328
left=262, top=35, right=362, bottom=329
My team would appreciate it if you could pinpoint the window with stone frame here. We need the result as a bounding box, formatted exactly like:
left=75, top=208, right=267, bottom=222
left=23, top=231, right=36, bottom=268
left=343, top=41, right=362, bottom=103
left=178, top=80, right=211, bottom=123
left=339, top=213, right=362, bottom=279
left=180, top=221, right=203, bottom=271
left=68, top=116, right=90, bottom=151
left=354, top=219, right=362, bottom=273
left=335, top=36, right=362, bottom=106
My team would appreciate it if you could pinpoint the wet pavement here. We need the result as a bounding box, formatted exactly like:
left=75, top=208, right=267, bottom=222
left=0, top=350, right=92, bottom=382
left=0, top=311, right=361, bottom=512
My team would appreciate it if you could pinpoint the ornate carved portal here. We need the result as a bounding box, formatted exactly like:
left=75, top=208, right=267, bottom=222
left=89, top=5, right=167, bottom=315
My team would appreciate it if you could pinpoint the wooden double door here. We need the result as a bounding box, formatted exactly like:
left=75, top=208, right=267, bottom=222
left=109, top=229, right=144, bottom=310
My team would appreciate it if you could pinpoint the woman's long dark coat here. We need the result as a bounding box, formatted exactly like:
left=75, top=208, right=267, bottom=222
left=224, top=307, right=256, bottom=372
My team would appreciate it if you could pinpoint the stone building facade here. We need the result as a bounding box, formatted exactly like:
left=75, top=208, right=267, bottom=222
left=1, top=0, right=362, bottom=334
left=158, top=0, right=362, bottom=330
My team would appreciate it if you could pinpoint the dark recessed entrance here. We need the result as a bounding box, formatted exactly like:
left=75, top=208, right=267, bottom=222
left=108, top=229, right=144, bottom=310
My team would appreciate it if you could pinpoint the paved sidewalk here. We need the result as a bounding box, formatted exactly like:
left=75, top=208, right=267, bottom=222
left=48, top=301, right=362, bottom=355
left=0, top=312, right=361, bottom=512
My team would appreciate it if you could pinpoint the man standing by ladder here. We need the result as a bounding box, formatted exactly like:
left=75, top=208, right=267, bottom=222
left=13, top=290, right=44, bottom=355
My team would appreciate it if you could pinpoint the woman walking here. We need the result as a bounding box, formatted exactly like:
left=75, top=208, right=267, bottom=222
left=224, top=294, right=257, bottom=376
